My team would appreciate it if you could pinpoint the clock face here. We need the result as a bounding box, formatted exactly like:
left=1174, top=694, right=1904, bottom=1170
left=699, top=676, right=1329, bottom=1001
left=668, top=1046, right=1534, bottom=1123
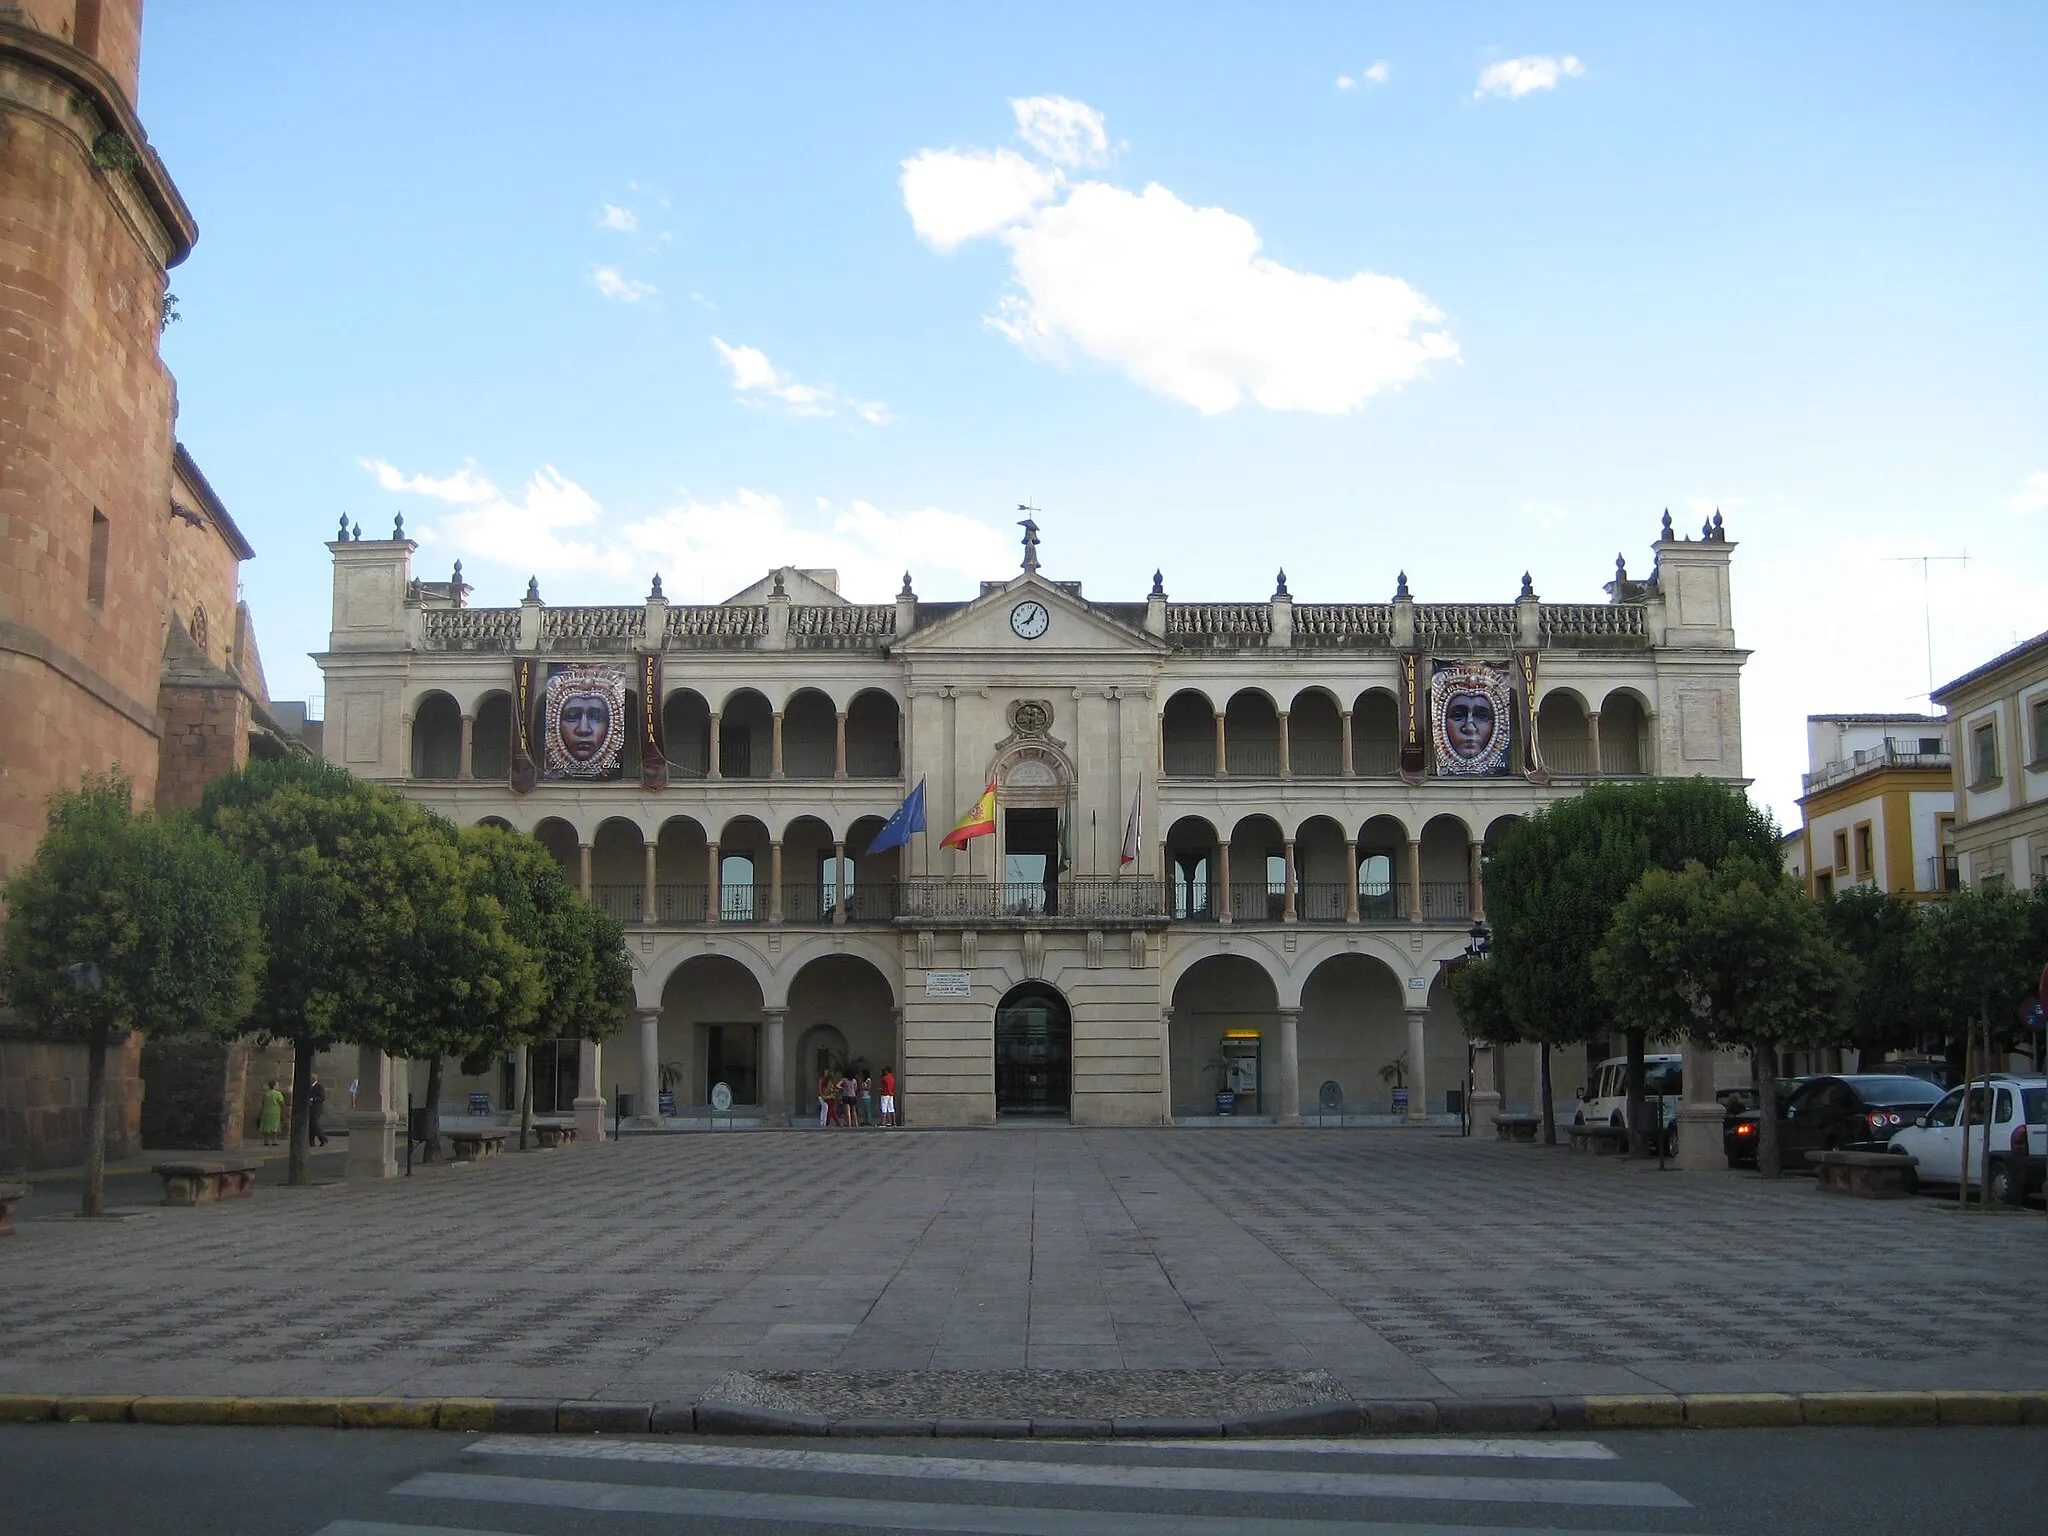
left=1010, top=600, right=1050, bottom=639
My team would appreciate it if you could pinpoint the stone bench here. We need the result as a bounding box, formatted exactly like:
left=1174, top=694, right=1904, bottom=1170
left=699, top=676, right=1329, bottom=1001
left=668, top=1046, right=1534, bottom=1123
left=1568, top=1123, right=1628, bottom=1155
left=1493, top=1114, right=1540, bottom=1143
left=447, top=1127, right=509, bottom=1162
left=153, top=1160, right=258, bottom=1207
left=530, top=1122, right=578, bottom=1150
left=0, top=1182, right=26, bottom=1236
left=1809, top=1149, right=1917, bottom=1198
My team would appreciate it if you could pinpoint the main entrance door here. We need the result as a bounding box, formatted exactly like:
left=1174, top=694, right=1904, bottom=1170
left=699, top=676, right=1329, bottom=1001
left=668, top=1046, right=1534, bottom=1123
left=994, top=982, right=1071, bottom=1118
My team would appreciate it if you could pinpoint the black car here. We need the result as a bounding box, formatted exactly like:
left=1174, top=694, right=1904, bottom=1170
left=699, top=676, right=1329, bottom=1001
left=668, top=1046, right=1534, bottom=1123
left=1725, top=1074, right=1945, bottom=1168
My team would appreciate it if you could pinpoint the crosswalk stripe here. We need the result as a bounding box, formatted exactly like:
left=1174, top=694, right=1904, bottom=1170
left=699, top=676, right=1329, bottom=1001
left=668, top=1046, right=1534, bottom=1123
left=458, top=1440, right=1690, bottom=1509
left=398, top=1470, right=1709, bottom=1536
left=1133, top=1439, right=1617, bottom=1461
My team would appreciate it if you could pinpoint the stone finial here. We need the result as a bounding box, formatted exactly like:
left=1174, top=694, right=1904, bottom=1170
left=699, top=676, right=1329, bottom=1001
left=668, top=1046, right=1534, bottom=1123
left=649, top=573, right=664, bottom=599
left=1149, top=569, right=1165, bottom=597
left=452, top=559, right=463, bottom=586
left=1660, top=508, right=1674, bottom=541
left=525, top=576, right=541, bottom=602
left=899, top=570, right=914, bottom=597
left=351, top=521, right=362, bottom=541
left=1615, top=553, right=1629, bottom=582
left=1712, top=509, right=1725, bottom=540
left=1394, top=570, right=1411, bottom=600
left=1519, top=572, right=1536, bottom=600
left=1274, top=569, right=1290, bottom=598
left=772, top=570, right=787, bottom=597
left=1018, top=514, right=1041, bottom=573
left=337, top=512, right=350, bottom=541
left=392, top=511, right=404, bottom=540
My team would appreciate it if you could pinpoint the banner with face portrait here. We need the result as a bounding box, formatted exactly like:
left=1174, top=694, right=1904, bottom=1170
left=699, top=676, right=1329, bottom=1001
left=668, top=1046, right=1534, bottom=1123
left=1430, top=661, right=1514, bottom=777
left=543, top=664, right=628, bottom=780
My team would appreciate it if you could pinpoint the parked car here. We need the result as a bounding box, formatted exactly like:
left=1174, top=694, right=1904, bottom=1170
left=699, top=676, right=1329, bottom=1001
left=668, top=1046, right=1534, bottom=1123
left=1724, top=1074, right=1943, bottom=1169
left=1575, top=1054, right=1683, bottom=1150
left=1855, top=1059, right=1948, bottom=1088
left=1886, top=1077, right=2046, bottom=1205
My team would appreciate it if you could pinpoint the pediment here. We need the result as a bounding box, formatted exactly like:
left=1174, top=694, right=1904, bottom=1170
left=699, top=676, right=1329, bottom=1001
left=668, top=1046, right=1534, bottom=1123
left=895, top=574, right=1164, bottom=656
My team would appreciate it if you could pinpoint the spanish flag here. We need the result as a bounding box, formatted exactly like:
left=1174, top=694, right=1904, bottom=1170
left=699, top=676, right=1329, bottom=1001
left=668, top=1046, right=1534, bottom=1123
left=939, top=778, right=997, bottom=850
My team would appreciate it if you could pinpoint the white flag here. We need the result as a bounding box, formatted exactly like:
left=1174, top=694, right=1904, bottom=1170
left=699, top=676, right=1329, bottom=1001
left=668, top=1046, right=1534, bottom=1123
left=1119, top=787, right=1143, bottom=867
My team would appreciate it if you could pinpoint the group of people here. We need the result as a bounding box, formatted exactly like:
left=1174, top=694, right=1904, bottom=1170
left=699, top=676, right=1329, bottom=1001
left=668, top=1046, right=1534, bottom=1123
left=817, top=1066, right=896, bottom=1128
left=255, top=1075, right=328, bottom=1148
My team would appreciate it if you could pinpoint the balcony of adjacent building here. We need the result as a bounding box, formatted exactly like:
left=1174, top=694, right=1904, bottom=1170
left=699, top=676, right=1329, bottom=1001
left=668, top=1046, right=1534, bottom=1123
left=404, top=684, right=904, bottom=785
left=1157, top=686, right=1654, bottom=780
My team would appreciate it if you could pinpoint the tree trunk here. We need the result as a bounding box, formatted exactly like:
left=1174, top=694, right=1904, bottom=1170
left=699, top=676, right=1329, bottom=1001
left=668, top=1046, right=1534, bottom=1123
left=288, top=1037, right=314, bottom=1186
left=81, top=1026, right=110, bottom=1218
left=1957, top=1025, right=1976, bottom=1206
left=421, top=1054, right=445, bottom=1163
left=518, top=1044, right=535, bottom=1151
left=1539, top=1042, right=1556, bottom=1145
left=1979, top=1015, right=1995, bottom=1204
left=1755, top=1042, right=1784, bottom=1179
left=1624, top=1027, right=1650, bottom=1158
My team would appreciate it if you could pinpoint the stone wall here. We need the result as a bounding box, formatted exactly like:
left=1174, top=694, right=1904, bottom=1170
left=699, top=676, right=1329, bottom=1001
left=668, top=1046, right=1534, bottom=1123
left=0, top=1028, right=142, bottom=1172
left=153, top=679, right=250, bottom=809
left=138, top=1035, right=249, bottom=1149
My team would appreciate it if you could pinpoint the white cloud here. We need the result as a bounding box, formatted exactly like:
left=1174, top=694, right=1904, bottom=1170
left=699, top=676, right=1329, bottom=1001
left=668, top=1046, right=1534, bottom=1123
left=712, top=338, right=891, bottom=424
left=597, top=203, right=637, bottom=232
left=592, top=265, right=656, bottom=302
left=900, top=146, right=1061, bottom=253
left=905, top=99, right=1453, bottom=414
left=358, top=457, right=497, bottom=504
left=2009, top=469, right=2048, bottom=515
left=1338, top=61, right=1391, bottom=90
left=1010, top=95, right=1109, bottom=167
left=1475, top=54, right=1584, bottom=99
left=359, top=460, right=630, bottom=578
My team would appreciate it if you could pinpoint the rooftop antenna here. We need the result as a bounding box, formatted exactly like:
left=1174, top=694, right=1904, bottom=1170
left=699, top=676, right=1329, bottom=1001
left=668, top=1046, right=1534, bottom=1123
left=1881, top=552, right=1968, bottom=701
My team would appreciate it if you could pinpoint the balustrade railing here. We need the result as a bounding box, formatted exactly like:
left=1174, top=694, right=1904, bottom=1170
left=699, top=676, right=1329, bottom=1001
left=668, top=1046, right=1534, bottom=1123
left=1420, top=880, right=1471, bottom=920
left=589, top=884, right=643, bottom=922
left=896, top=879, right=1171, bottom=921
left=718, top=882, right=773, bottom=923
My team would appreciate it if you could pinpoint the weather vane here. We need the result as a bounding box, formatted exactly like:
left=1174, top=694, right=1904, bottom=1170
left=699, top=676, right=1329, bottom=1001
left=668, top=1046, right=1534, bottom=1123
left=1017, top=504, right=1041, bottom=573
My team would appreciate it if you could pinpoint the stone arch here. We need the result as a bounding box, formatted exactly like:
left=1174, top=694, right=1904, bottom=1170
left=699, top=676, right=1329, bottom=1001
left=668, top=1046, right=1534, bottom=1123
left=718, top=687, right=773, bottom=779
left=1223, top=688, right=1282, bottom=777
left=1168, top=953, right=1280, bottom=1116
left=658, top=954, right=767, bottom=1110
left=780, top=813, right=836, bottom=922
left=1537, top=688, right=1593, bottom=775
left=845, top=814, right=896, bottom=920
left=654, top=815, right=709, bottom=921
left=845, top=689, right=902, bottom=778
left=1355, top=813, right=1409, bottom=920
left=1161, top=688, right=1218, bottom=776
left=1298, top=951, right=1409, bottom=1115
left=1293, top=813, right=1350, bottom=921
left=532, top=816, right=579, bottom=883
left=1598, top=688, right=1652, bottom=776
left=1286, top=687, right=1345, bottom=776
left=787, top=953, right=897, bottom=1116
left=1164, top=815, right=1220, bottom=920
left=1350, top=687, right=1401, bottom=775
left=1418, top=813, right=1474, bottom=921
left=590, top=816, right=646, bottom=922
left=782, top=687, right=837, bottom=778
left=410, top=690, right=462, bottom=780
left=994, top=979, right=1072, bottom=1119
left=716, top=815, right=772, bottom=921
left=474, top=814, right=514, bottom=833
left=1228, top=813, right=1288, bottom=923
left=662, top=688, right=711, bottom=778
left=471, top=689, right=512, bottom=780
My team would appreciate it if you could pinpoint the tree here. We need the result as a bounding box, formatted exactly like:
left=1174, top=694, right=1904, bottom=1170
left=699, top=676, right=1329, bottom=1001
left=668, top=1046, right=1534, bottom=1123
left=1481, top=779, right=1782, bottom=1155
left=1915, top=883, right=2040, bottom=1078
left=0, top=774, right=261, bottom=1215
left=1595, top=856, right=1857, bottom=1178
left=200, top=758, right=472, bottom=1184
left=1822, top=886, right=1938, bottom=1067
left=1446, top=948, right=1566, bottom=1142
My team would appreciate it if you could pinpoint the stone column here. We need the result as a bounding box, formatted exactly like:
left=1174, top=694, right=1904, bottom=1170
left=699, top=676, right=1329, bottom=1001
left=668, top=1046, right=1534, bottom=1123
left=1344, top=839, right=1361, bottom=922
left=1281, top=839, right=1298, bottom=923
left=458, top=713, right=474, bottom=780
left=1276, top=1006, right=1301, bottom=1124
left=771, top=710, right=786, bottom=779
left=1214, top=711, right=1228, bottom=778
left=833, top=841, right=848, bottom=925
left=346, top=1045, right=398, bottom=1181
left=706, top=711, right=721, bottom=779
left=634, top=1005, right=662, bottom=1127
left=1158, top=1004, right=1175, bottom=1125
left=706, top=841, right=720, bottom=920
left=578, top=841, right=593, bottom=903
left=1404, top=838, right=1422, bottom=922
left=1217, top=842, right=1234, bottom=923
left=399, top=712, right=414, bottom=777
left=1675, top=1039, right=1723, bottom=1170
left=1470, top=1040, right=1502, bottom=1126
left=1468, top=839, right=1486, bottom=922
left=1588, top=711, right=1603, bottom=776
left=1404, top=1006, right=1430, bottom=1124
left=769, top=840, right=785, bottom=923
left=573, top=1038, right=606, bottom=1143
left=642, top=841, right=658, bottom=926
left=761, top=1006, right=789, bottom=1125
left=1340, top=710, right=1355, bottom=776
left=834, top=711, right=848, bottom=779
left=1277, top=711, right=1292, bottom=778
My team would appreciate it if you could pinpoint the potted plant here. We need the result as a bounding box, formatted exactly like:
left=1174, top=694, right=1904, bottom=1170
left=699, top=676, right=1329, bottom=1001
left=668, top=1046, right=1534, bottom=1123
left=1204, top=1043, right=1236, bottom=1116
left=1379, top=1052, right=1409, bottom=1117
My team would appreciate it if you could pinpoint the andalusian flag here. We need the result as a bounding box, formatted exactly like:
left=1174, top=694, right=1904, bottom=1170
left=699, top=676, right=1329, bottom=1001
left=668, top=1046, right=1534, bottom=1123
left=939, top=778, right=997, bottom=850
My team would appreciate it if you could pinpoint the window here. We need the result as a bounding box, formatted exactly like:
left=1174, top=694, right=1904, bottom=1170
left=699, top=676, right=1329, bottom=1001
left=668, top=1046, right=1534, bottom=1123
left=1853, top=822, right=1873, bottom=880
left=1971, top=720, right=1999, bottom=786
left=2031, top=696, right=2048, bottom=766
left=1919, top=737, right=1945, bottom=756
left=1814, top=870, right=1833, bottom=897
left=1933, top=814, right=1959, bottom=892
left=1925, top=1088, right=1962, bottom=1128
left=718, top=854, right=756, bottom=920
left=820, top=854, right=853, bottom=916
left=1832, top=829, right=1849, bottom=873
left=86, top=508, right=109, bottom=606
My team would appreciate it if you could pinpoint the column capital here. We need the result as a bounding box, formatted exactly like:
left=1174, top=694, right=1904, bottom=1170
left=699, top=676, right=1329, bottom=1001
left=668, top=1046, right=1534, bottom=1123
left=761, top=1004, right=789, bottom=1020
left=1277, top=1004, right=1302, bottom=1019
left=633, top=1003, right=662, bottom=1021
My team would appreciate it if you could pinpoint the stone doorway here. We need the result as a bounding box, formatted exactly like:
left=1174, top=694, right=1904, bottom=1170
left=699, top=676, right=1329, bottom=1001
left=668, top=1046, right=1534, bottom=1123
left=994, top=981, right=1071, bottom=1119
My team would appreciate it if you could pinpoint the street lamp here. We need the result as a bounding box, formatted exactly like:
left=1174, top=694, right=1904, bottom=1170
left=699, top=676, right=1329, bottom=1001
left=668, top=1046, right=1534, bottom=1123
left=1459, top=923, right=1491, bottom=1134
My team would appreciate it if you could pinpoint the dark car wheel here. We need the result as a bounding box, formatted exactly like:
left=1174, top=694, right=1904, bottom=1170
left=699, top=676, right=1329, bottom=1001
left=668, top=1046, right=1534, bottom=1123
left=1989, top=1160, right=2026, bottom=1208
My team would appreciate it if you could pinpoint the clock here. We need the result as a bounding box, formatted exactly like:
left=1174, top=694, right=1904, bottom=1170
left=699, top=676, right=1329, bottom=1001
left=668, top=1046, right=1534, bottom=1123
left=1010, top=600, right=1050, bottom=639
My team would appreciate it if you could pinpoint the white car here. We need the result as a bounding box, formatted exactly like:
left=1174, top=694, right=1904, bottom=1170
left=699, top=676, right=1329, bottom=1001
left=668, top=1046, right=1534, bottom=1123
left=1887, top=1076, right=2046, bottom=1206
left=1575, top=1054, right=1683, bottom=1149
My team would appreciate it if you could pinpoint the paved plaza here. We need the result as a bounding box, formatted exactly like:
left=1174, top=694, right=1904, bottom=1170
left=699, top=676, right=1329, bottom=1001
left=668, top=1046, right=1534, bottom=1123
left=5, top=1128, right=2044, bottom=1413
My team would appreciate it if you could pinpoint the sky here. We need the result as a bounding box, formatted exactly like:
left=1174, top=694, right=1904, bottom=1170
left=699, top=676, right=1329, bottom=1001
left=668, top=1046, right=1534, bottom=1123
left=140, top=2, right=2047, bottom=822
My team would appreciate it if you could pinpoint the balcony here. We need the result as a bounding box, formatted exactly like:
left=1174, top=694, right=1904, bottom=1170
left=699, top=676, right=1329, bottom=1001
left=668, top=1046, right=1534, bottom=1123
left=1803, top=741, right=1952, bottom=795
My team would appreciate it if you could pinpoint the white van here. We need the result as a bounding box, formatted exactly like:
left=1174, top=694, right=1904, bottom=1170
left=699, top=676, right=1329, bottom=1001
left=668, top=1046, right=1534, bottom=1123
left=1576, top=1054, right=1682, bottom=1148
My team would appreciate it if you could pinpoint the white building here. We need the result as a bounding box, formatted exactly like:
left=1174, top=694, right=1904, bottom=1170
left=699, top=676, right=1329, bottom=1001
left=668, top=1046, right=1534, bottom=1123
left=1795, top=714, right=1954, bottom=898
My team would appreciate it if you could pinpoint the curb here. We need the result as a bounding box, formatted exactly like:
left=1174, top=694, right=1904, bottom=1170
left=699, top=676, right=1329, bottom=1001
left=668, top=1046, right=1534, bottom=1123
left=3, top=1389, right=2043, bottom=1436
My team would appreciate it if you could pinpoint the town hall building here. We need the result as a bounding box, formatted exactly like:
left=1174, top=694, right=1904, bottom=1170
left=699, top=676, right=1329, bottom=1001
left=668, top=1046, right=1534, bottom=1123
left=318, top=512, right=1746, bottom=1140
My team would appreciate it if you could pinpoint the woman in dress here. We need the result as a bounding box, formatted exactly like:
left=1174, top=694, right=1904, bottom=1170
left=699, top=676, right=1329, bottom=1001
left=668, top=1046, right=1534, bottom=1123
left=258, top=1079, right=285, bottom=1147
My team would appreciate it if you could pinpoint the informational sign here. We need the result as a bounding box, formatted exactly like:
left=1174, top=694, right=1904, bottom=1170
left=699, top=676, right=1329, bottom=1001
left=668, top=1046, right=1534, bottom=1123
left=924, top=971, right=972, bottom=998
left=709, top=1081, right=734, bottom=1113
left=1430, top=660, right=1514, bottom=777
left=543, top=663, right=628, bottom=780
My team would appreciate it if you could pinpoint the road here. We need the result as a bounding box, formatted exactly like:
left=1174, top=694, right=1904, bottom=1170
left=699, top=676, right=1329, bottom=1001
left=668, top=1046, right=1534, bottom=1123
left=1, top=1424, right=2042, bottom=1535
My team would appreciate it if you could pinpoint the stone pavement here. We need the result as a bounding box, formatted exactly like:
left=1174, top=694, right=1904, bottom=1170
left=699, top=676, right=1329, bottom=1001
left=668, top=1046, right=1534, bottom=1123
left=4, top=1128, right=2044, bottom=1413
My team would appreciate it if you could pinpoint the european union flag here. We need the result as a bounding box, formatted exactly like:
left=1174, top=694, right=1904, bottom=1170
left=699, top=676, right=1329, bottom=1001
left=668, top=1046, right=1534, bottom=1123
left=866, top=778, right=926, bottom=854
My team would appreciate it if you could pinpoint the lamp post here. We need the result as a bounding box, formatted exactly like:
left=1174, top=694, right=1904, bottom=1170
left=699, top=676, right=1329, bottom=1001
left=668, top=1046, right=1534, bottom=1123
left=1460, top=923, right=1490, bottom=1136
